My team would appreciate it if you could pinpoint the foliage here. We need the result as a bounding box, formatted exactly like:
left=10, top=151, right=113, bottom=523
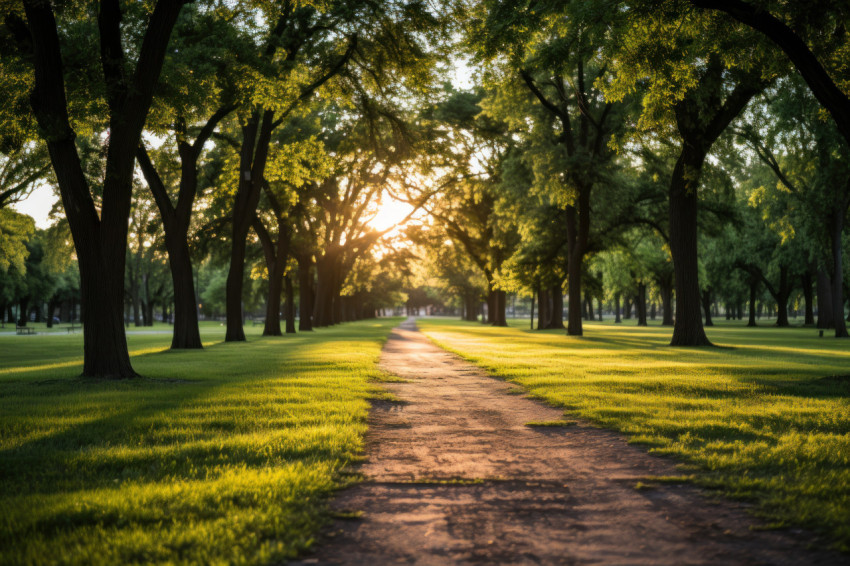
left=0, top=208, right=34, bottom=274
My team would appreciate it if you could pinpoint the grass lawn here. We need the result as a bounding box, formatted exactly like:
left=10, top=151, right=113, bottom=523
left=0, top=318, right=400, bottom=565
left=418, top=317, right=850, bottom=551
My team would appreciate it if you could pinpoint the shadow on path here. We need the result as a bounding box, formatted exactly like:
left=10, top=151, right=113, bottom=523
left=296, top=318, right=841, bottom=565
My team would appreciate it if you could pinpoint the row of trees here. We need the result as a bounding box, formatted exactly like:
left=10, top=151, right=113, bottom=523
left=409, top=0, right=850, bottom=344
left=1, top=1, right=849, bottom=380
left=1, top=0, right=446, bottom=377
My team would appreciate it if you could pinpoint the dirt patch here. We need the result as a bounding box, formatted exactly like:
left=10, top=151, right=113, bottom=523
left=294, top=319, right=842, bottom=565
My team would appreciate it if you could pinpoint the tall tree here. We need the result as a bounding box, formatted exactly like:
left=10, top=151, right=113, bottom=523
left=4, top=0, right=189, bottom=377
left=469, top=0, right=631, bottom=335
left=605, top=4, right=776, bottom=345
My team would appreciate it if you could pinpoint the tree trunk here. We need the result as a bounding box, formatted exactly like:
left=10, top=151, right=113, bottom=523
left=537, top=285, right=548, bottom=329
left=465, top=292, right=478, bottom=322
left=486, top=287, right=496, bottom=324
left=226, top=112, right=275, bottom=342
left=284, top=274, right=296, bottom=334
left=669, top=146, right=712, bottom=346
left=817, top=267, right=833, bottom=329
left=530, top=288, right=535, bottom=329
left=130, top=254, right=142, bottom=327
left=17, top=298, right=29, bottom=326
left=660, top=279, right=673, bottom=326
left=46, top=298, right=57, bottom=328
left=802, top=269, right=815, bottom=325
left=313, top=254, right=338, bottom=328
left=614, top=293, right=621, bottom=323
left=830, top=211, right=849, bottom=337
left=142, top=273, right=153, bottom=326
left=701, top=289, right=713, bottom=327
left=79, top=252, right=137, bottom=377
left=263, top=267, right=283, bottom=336
left=747, top=277, right=758, bottom=327
left=298, top=254, right=313, bottom=331
left=637, top=283, right=648, bottom=326
left=775, top=266, right=791, bottom=328
left=566, top=206, right=586, bottom=336
left=623, top=297, right=632, bottom=320
left=492, top=290, right=507, bottom=326
left=549, top=284, right=565, bottom=329
left=165, top=234, right=203, bottom=348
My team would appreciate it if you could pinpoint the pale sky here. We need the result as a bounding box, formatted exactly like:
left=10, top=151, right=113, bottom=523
left=11, top=184, right=55, bottom=228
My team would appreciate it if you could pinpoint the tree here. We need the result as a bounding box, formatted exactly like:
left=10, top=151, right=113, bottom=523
left=134, top=5, right=242, bottom=347
left=422, top=88, right=518, bottom=326
left=735, top=78, right=850, bottom=336
left=604, top=3, right=778, bottom=345
left=4, top=0, right=189, bottom=377
left=468, top=0, right=632, bottom=336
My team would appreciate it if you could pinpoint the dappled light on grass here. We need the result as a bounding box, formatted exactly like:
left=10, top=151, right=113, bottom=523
left=419, top=318, right=850, bottom=550
left=0, top=319, right=401, bottom=565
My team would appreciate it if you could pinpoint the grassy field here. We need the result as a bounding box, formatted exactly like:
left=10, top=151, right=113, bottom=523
left=418, top=317, right=850, bottom=551
left=0, top=319, right=400, bottom=565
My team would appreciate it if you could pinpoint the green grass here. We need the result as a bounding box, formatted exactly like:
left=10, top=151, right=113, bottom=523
left=418, top=317, right=850, bottom=551
left=0, top=318, right=401, bottom=565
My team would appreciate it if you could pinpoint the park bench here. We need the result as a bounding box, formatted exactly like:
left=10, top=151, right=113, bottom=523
left=15, top=325, right=35, bottom=335
left=252, top=319, right=265, bottom=326
left=67, top=323, right=79, bottom=334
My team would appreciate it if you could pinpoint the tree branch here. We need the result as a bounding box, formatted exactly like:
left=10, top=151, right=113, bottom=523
left=690, top=0, right=850, bottom=145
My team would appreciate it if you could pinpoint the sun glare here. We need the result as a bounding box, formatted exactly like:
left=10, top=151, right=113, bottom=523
left=369, top=198, right=416, bottom=233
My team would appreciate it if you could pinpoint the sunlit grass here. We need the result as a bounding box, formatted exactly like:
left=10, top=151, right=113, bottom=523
left=418, top=317, right=850, bottom=551
left=0, top=318, right=401, bottom=565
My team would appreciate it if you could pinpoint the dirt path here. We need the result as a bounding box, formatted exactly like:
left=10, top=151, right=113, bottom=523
left=295, top=319, right=840, bottom=565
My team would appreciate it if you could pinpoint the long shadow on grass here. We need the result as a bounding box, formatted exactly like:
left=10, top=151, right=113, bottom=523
left=0, top=329, right=383, bottom=499
left=0, top=378, right=220, bottom=496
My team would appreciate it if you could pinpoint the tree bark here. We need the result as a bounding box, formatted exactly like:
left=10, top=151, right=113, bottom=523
left=701, top=289, right=713, bottom=327
left=802, top=269, right=815, bottom=325
left=548, top=284, right=565, bottom=329
left=164, top=233, right=202, bottom=348
left=537, top=285, right=548, bottom=329
left=817, top=267, right=834, bottom=329
left=17, top=298, right=29, bottom=326
left=566, top=190, right=589, bottom=335
left=660, top=278, right=674, bottom=326
left=747, top=276, right=758, bottom=327
left=284, top=274, right=296, bottom=334
left=492, top=289, right=507, bottom=326
left=669, top=146, right=712, bottom=345
left=614, top=293, right=622, bottom=323
left=773, top=266, right=791, bottom=328
left=637, top=283, right=648, bottom=326
left=297, top=253, right=314, bottom=331
left=486, top=287, right=496, bottom=324
left=830, top=211, right=849, bottom=337
left=226, top=112, right=275, bottom=341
